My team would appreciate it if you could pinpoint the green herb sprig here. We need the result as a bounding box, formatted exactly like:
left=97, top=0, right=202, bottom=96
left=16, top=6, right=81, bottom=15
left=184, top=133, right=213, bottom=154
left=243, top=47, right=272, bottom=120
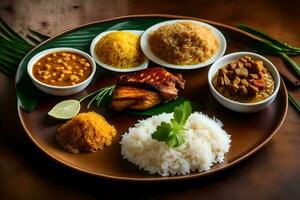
left=77, top=85, right=115, bottom=108
left=152, top=101, right=192, bottom=148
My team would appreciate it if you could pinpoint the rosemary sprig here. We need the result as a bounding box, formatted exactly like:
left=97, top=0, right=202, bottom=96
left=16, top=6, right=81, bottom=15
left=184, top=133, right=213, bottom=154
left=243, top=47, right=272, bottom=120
left=78, top=85, right=115, bottom=109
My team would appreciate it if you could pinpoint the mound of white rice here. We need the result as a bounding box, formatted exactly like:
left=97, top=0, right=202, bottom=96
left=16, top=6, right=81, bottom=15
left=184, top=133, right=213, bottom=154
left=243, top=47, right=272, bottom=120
left=120, top=112, right=231, bottom=176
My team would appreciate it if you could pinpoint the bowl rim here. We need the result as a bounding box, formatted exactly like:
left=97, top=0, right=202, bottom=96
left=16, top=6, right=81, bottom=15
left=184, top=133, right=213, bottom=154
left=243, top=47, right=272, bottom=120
left=89, top=30, right=149, bottom=72
left=140, top=19, right=227, bottom=70
left=208, top=51, right=281, bottom=106
left=27, top=47, right=96, bottom=90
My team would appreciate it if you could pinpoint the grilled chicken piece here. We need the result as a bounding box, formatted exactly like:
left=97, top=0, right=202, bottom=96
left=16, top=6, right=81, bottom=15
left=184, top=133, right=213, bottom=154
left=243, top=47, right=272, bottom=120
left=111, top=86, right=161, bottom=111
left=117, top=67, right=185, bottom=102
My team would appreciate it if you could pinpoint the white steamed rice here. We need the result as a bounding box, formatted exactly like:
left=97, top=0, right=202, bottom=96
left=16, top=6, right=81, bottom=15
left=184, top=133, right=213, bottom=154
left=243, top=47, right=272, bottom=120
left=120, top=112, right=231, bottom=176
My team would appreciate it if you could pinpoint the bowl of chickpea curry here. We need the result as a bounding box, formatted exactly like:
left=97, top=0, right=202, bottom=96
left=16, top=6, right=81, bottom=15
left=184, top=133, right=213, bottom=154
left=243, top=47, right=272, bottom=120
left=27, top=48, right=96, bottom=96
left=208, top=52, right=280, bottom=113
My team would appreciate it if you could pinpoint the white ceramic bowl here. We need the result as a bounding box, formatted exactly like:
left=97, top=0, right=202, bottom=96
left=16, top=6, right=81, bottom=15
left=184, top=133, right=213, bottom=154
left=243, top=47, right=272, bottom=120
left=27, top=47, right=96, bottom=96
left=208, top=52, right=280, bottom=113
left=90, top=30, right=149, bottom=72
left=140, top=19, right=226, bottom=70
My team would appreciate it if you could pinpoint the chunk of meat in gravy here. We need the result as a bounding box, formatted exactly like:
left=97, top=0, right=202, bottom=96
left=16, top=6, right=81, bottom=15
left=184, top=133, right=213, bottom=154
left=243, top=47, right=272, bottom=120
left=234, top=67, right=248, bottom=78
left=253, top=61, right=265, bottom=73
left=223, top=73, right=231, bottom=85
left=248, top=85, right=259, bottom=96
left=250, top=79, right=266, bottom=90
left=249, top=73, right=259, bottom=79
left=217, top=77, right=224, bottom=86
left=239, top=85, right=248, bottom=96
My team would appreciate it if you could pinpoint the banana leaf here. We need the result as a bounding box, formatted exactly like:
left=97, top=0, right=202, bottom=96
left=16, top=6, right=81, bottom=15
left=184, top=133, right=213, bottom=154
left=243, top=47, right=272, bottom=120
left=124, top=98, right=202, bottom=116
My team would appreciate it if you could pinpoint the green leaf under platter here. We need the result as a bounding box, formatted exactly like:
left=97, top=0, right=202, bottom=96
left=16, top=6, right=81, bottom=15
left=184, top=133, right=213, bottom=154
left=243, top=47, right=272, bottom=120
left=124, top=98, right=201, bottom=116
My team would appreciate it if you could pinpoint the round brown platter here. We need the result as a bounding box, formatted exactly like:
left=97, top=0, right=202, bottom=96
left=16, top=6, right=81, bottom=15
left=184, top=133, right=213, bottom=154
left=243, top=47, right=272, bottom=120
left=16, top=15, right=288, bottom=182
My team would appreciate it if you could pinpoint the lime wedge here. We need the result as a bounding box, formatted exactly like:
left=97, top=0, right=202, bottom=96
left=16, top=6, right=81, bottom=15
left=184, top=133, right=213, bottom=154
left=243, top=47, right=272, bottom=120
left=48, top=100, right=80, bottom=120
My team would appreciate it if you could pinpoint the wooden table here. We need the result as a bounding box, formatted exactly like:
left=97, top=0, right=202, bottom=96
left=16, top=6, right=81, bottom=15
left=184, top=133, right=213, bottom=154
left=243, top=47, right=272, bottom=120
left=1, top=0, right=299, bottom=199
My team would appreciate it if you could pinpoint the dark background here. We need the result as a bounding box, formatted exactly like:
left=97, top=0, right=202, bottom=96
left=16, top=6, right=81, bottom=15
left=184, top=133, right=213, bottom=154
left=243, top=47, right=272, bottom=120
left=0, top=0, right=299, bottom=199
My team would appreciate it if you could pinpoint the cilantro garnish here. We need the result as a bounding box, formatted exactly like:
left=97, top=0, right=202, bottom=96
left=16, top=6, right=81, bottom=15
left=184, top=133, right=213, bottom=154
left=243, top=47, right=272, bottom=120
left=151, top=101, right=192, bottom=148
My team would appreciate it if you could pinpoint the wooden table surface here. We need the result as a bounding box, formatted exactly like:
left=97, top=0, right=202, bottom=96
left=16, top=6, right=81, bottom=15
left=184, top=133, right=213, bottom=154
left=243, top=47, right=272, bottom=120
left=0, top=0, right=299, bottom=199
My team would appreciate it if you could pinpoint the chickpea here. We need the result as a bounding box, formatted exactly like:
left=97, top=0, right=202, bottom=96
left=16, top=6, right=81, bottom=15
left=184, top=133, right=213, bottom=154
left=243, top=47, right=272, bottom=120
left=43, top=71, right=49, bottom=75
left=38, top=70, right=42, bottom=75
left=62, top=70, right=72, bottom=74
left=60, top=74, right=65, bottom=78
left=75, top=66, right=79, bottom=69
left=64, top=57, right=70, bottom=61
left=63, top=62, right=68, bottom=67
left=79, top=69, right=83, bottom=73
left=46, top=57, right=51, bottom=61
left=80, top=61, right=85, bottom=65
left=58, top=78, right=63, bottom=82
left=62, top=53, right=67, bottom=57
left=78, top=73, right=84, bottom=77
left=55, top=67, right=60, bottom=71
left=45, top=64, right=51, bottom=69
left=50, top=80, right=56, bottom=83
left=66, top=66, right=72, bottom=70
left=71, top=82, right=76, bottom=85
left=36, top=62, right=41, bottom=66
left=52, top=72, right=57, bottom=77
left=84, top=63, right=90, bottom=67
left=52, top=53, right=57, bottom=57
left=71, top=55, right=76, bottom=60
left=42, top=75, right=48, bottom=80
left=83, top=67, right=87, bottom=70
left=57, top=59, right=63, bottom=63
left=70, top=75, right=79, bottom=81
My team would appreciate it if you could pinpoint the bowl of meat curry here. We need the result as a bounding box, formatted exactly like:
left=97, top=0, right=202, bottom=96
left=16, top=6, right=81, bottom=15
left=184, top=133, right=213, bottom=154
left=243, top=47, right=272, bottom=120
left=208, top=52, right=280, bottom=113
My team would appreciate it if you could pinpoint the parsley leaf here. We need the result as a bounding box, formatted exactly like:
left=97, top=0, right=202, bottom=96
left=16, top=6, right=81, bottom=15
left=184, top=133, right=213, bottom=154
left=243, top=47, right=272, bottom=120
left=151, top=101, right=192, bottom=148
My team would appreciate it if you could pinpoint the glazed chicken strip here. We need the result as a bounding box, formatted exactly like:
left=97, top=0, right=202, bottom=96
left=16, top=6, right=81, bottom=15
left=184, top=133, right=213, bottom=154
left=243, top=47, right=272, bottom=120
left=117, top=67, right=185, bottom=102
left=111, top=86, right=161, bottom=111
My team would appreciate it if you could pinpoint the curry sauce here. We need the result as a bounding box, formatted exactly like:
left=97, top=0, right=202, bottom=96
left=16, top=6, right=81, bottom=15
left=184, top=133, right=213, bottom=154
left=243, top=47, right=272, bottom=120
left=33, top=51, right=92, bottom=86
